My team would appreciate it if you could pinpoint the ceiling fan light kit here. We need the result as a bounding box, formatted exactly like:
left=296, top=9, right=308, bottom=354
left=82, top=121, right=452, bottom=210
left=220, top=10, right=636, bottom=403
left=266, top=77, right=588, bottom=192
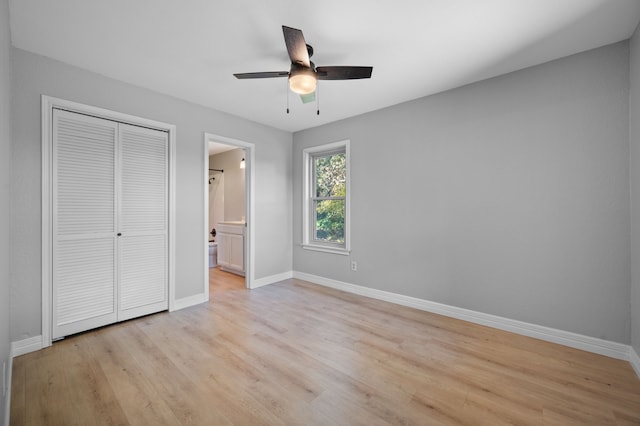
left=234, top=25, right=372, bottom=113
left=288, top=64, right=317, bottom=95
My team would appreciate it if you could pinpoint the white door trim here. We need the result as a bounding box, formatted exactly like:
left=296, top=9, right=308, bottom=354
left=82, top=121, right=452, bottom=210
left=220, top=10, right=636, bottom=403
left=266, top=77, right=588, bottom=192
left=41, top=95, right=176, bottom=348
left=204, top=133, right=255, bottom=291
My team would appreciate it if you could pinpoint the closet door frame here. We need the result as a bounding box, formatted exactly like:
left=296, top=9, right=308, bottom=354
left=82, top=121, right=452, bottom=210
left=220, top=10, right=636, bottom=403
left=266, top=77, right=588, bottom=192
left=41, top=95, right=176, bottom=347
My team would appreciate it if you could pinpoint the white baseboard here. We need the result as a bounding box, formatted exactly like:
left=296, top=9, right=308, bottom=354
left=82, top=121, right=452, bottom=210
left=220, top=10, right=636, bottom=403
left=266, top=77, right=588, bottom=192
left=11, top=336, right=43, bottom=358
left=630, top=346, right=640, bottom=377
left=292, top=271, right=631, bottom=362
left=172, top=293, right=209, bottom=311
left=251, top=271, right=293, bottom=289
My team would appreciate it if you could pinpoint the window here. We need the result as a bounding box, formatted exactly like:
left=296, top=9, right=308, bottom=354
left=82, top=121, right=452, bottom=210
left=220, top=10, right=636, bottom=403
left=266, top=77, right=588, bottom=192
left=302, top=140, right=350, bottom=255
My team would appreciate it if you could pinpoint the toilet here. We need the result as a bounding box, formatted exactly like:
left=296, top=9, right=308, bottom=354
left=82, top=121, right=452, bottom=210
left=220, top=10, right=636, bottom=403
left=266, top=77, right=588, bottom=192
left=208, top=241, right=218, bottom=267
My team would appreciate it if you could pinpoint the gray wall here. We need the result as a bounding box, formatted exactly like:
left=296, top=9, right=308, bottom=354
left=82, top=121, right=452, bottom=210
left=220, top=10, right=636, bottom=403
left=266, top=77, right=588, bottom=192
left=293, top=41, right=631, bottom=344
left=631, top=26, right=640, bottom=354
left=209, top=148, right=246, bottom=222
left=0, top=0, right=11, bottom=420
left=10, top=48, right=293, bottom=342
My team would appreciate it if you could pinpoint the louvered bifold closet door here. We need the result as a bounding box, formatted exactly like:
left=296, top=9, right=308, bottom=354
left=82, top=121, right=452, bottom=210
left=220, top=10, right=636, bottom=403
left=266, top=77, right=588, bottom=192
left=117, top=123, right=168, bottom=320
left=52, top=109, right=118, bottom=339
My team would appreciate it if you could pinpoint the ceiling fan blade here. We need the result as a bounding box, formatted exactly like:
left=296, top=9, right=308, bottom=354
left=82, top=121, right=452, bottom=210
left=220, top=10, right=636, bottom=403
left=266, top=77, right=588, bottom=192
left=234, top=71, right=289, bottom=79
left=316, top=66, right=373, bottom=80
left=300, top=91, right=316, bottom=104
left=282, top=26, right=310, bottom=67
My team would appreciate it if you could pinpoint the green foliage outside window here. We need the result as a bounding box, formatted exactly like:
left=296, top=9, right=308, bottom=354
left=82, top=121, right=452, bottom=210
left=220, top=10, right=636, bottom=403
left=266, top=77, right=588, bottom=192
left=314, top=152, right=346, bottom=243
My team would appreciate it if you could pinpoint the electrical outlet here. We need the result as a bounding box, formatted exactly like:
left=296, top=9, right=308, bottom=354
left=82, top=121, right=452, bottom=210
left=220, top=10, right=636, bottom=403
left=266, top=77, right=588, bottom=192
left=351, top=261, right=357, bottom=271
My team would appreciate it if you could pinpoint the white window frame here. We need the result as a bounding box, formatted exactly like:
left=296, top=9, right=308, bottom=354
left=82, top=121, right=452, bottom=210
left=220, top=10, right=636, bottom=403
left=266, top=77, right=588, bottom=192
left=302, top=140, right=351, bottom=255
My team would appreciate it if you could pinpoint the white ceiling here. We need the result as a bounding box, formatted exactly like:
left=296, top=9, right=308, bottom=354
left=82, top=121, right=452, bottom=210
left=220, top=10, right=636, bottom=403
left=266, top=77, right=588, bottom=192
left=208, top=141, right=236, bottom=157
left=8, top=0, right=640, bottom=133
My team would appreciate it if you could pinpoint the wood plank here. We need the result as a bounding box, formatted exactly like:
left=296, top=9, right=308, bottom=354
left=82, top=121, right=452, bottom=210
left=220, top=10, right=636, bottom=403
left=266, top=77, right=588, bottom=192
left=9, top=354, right=26, bottom=425
left=10, top=267, right=640, bottom=425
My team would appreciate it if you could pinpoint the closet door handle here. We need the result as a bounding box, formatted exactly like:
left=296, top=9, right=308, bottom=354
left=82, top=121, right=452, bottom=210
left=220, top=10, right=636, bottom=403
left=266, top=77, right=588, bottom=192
left=117, top=233, right=122, bottom=236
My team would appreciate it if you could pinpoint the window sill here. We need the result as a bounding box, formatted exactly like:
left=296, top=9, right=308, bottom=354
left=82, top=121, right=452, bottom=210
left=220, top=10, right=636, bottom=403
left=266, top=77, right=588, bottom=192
left=302, top=244, right=350, bottom=256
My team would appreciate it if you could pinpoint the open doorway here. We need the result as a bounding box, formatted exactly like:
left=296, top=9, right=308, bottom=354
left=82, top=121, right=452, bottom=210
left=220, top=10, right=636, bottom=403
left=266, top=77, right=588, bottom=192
left=203, top=133, right=254, bottom=297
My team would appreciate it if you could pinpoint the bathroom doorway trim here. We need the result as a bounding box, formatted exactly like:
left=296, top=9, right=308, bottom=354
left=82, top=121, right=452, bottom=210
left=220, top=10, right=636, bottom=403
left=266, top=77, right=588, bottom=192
left=203, top=133, right=255, bottom=294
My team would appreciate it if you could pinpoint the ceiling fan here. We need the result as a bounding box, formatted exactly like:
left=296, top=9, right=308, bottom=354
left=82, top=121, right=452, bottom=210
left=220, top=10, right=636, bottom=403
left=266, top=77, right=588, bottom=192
left=234, top=26, right=373, bottom=106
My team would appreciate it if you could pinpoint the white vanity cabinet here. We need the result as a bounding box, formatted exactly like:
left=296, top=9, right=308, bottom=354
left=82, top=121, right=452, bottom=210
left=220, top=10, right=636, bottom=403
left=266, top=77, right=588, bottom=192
left=217, top=221, right=245, bottom=276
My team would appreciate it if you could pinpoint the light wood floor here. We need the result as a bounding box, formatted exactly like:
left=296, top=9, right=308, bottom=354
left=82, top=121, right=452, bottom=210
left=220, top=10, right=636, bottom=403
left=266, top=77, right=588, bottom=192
left=11, top=268, right=640, bottom=425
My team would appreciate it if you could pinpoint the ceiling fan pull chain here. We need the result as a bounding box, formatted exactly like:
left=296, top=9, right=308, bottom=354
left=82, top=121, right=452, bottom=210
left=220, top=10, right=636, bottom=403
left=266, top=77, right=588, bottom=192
left=286, top=79, right=290, bottom=114
left=316, top=83, right=320, bottom=116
